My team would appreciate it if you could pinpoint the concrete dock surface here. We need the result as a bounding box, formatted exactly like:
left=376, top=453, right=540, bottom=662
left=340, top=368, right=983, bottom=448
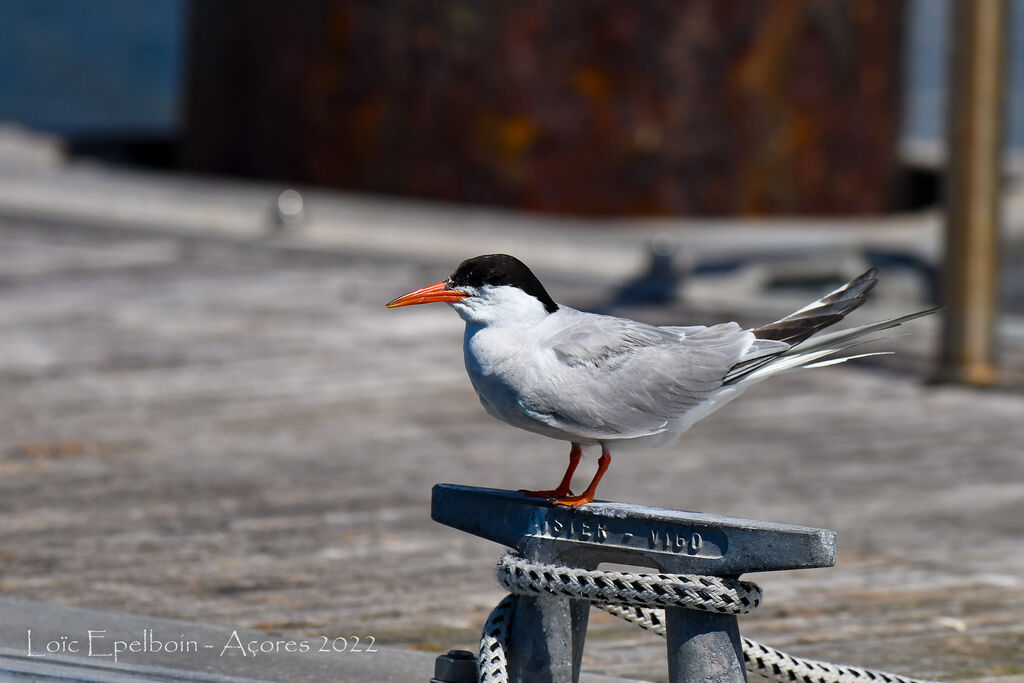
left=0, top=159, right=1022, bottom=681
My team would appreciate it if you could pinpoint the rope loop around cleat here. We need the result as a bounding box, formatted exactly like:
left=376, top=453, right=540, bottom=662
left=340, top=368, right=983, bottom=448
left=495, top=552, right=761, bottom=615
left=478, top=552, right=941, bottom=683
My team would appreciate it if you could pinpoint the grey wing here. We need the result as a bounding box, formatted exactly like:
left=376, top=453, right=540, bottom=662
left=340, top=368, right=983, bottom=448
left=521, top=317, right=764, bottom=440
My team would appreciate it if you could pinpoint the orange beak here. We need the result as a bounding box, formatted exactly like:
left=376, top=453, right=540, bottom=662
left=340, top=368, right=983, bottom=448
left=386, top=281, right=472, bottom=308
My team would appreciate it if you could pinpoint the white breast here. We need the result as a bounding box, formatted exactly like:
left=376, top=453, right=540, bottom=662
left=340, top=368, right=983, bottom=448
left=463, top=321, right=575, bottom=441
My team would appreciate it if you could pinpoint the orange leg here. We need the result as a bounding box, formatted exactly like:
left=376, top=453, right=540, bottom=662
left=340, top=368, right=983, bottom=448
left=523, top=443, right=582, bottom=499
left=552, top=448, right=611, bottom=508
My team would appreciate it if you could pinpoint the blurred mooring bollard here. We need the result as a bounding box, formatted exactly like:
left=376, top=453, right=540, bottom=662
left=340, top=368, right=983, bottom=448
left=273, top=189, right=305, bottom=230
left=431, top=484, right=836, bottom=683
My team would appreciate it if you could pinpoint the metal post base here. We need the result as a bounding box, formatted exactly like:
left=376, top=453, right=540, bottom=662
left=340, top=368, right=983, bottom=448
left=505, top=596, right=588, bottom=683
left=665, top=608, right=746, bottom=683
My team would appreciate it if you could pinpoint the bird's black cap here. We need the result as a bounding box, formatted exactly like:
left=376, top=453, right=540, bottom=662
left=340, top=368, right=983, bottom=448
left=447, top=254, right=559, bottom=313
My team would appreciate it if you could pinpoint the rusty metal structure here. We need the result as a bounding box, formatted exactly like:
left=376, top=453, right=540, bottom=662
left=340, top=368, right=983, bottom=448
left=183, top=1, right=905, bottom=216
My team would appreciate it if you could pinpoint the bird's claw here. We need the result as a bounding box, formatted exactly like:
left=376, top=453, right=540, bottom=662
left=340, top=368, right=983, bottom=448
left=550, top=494, right=594, bottom=509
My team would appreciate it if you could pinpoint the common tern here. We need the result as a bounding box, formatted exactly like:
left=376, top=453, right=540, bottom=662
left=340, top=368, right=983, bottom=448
left=387, top=254, right=934, bottom=508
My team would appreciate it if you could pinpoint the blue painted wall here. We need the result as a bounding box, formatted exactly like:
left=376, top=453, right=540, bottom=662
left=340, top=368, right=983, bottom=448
left=903, top=0, right=1024, bottom=149
left=0, top=0, right=183, bottom=136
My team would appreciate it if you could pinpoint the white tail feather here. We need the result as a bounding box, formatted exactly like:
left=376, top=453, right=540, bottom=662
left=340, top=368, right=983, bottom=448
left=801, top=351, right=893, bottom=369
left=733, top=308, right=937, bottom=385
left=780, top=308, right=936, bottom=359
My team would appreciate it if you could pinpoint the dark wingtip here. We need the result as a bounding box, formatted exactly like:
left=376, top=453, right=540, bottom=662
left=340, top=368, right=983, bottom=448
left=752, top=268, right=881, bottom=346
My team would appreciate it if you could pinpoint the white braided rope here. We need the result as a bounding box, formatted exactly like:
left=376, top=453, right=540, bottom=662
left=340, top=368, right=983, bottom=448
left=479, top=553, right=941, bottom=683
left=601, top=604, right=941, bottom=683
left=479, top=595, right=513, bottom=683
left=496, top=553, right=761, bottom=614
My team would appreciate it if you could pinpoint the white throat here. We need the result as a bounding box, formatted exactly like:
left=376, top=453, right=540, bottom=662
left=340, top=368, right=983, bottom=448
left=450, top=285, right=552, bottom=327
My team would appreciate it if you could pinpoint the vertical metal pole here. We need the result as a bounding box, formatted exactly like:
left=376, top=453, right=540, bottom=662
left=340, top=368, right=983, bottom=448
left=505, top=596, right=589, bottom=683
left=939, top=0, right=1009, bottom=385
left=665, top=608, right=746, bottom=683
